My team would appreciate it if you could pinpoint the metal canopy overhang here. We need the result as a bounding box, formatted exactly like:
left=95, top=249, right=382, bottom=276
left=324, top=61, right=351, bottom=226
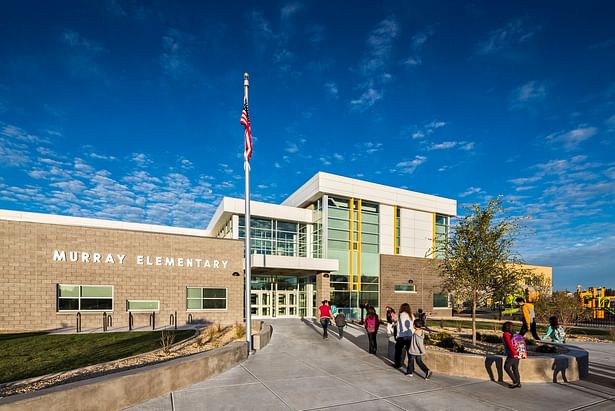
left=248, top=254, right=338, bottom=277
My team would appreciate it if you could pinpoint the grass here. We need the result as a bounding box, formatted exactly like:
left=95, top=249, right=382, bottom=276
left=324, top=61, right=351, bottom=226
left=0, top=330, right=194, bottom=384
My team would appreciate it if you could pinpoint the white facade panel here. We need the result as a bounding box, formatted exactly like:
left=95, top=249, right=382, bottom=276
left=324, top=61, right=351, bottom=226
left=399, top=208, right=414, bottom=256
left=413, top=210, right=434, bottom=258
left=379, top=204, right=394, bottom=255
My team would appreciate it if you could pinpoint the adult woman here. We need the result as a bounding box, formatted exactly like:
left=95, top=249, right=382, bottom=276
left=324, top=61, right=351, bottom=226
left=393, top=303, right=415, bottom=369
left=318, top=300, right=334, bottom=339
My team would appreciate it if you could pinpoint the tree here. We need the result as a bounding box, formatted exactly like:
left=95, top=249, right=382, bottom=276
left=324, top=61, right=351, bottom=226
left=438, top=197, right=529, bottom=345
left=535, top=291, right=588, bottom=335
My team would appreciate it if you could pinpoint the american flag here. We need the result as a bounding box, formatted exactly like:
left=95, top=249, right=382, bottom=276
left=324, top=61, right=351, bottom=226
left=240, top=100, right=253, bottom=161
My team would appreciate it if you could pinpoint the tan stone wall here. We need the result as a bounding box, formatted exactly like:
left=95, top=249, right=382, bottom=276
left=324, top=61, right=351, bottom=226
left=0, top=220, right=244, bottom=332
left=379, top=254, right=451, bottom=318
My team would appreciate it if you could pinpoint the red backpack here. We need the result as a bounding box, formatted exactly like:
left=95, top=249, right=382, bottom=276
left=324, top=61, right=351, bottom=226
left=366, top=315, right=377, bottom=333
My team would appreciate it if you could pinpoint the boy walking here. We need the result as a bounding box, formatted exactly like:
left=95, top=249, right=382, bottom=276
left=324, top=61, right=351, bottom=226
left=516, top=297, right=540, bottom=340
left=406, top=319, right=432, bottom=379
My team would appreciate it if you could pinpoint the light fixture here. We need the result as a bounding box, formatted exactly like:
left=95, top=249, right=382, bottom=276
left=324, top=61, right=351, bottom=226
left=232, top=272, right=241, bottom=277
left=323, top=273, right=330, bottom=278
left=408, top=279, right=414, bottom=284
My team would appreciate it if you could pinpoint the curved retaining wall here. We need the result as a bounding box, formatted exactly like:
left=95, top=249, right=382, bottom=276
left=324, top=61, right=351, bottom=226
left=0, top=325, right=274, bottom=411
left=388, top=340, right=588, bottom=383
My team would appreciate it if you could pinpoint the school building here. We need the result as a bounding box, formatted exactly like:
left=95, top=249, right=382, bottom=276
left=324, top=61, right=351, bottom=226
left=1, top=172, right=467, bottom=331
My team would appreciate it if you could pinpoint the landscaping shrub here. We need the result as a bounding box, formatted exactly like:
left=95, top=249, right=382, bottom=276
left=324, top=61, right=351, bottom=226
left=476, top=332, right=501, bottom=344
left=524, top=337, right=536, bottom=346
left=435, top=333, right=465, bottom=353
left=536, top=344, right=557, bottom=354
left=429, top=331, right=452, bottom=342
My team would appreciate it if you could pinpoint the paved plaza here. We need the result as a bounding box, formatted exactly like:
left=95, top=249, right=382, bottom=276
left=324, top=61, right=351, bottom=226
left=130, top=319, right=615, bottom=411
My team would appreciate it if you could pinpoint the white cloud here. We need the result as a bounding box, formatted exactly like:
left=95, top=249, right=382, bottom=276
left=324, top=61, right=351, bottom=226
left=459, top=186, right=482, bottom=198
left=324, top=81, right=339, bottom=99
left=476, top=18, right=540, bottom=56
left=401, top=28, right=434, bottom=68
left=606, top=115, right=615, bottom=132
left=510, top=81, right=547, bottom=109
left=280, top=1, right=303, bottom=21
left=285, top=141, right=300, bottom=153
left=393, top=156, right=427, bottom=174
left=333, top=153, right=344, bottom=161
left=350, top=88, right=383, bottom=110
left=427, top=140, right=475, bottom=151
left=351, top=15, right=399, bottom=110
left=545, top=126, right=597, bottom=150
left=319, top=156, right=331, bottom=166
left=132, top=152, right=153, bottom=167
left=160, top=29, right=194, bottom=80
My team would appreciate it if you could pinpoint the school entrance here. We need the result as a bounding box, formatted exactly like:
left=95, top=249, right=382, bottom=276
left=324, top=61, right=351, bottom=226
left=250, top=275, right=316, bottom=319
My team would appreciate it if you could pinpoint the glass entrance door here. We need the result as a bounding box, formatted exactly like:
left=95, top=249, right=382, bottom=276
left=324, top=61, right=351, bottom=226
left=251, top=290, right=273, bottom=318
left=251, top=286, right=300, bottom=318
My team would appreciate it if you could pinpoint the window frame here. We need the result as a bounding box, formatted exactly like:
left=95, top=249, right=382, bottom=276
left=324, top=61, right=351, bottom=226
left=186, top=287, right=228, bottom=311
left=57, top=284, right=114, bottom=313
left=393, top=284, right=416, bottom=293
left=126, top=300, right=161, bottom=312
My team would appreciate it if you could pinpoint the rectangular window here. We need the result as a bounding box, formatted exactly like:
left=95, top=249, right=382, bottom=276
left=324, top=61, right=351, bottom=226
left=186, top=287, right=227, bottom=310
left=57, top=284, right=113, bottom=311
left=433, top=293, right=450, bottom=308
left=394, top=284, right=416, bottom=293
left=127, top=300, right=160, bottom=312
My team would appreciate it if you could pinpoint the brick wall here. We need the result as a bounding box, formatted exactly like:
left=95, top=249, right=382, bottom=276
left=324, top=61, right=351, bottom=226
left=380, top=254, right=452, bottom=318
left=0, top=220, right=244, bottom=331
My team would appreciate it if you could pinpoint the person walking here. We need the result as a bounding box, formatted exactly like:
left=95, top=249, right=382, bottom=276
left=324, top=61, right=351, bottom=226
left=360, top=300, right=370, bottom=324
left=385, top=306, right=398, bottom=338
left=393, top=303, right=415, bottom=368
left=364, top=307, right=380, bottom=353
left=541, top=316, right=566, bottom=344
left=516, top=297, right=540, bottom=340
left=335, top=311, right=347, bottom=339
left=502, top=321, right=523, bottom=388
left=318, top=300, right=334, bottom=339
left=406, top=319, right=432, bottom=379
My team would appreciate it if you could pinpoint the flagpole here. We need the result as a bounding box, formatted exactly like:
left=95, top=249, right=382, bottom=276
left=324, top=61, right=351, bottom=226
left=243, top=72, right=252, bottom=354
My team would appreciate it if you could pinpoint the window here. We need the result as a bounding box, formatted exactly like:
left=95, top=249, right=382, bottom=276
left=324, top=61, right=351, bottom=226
left=187, top=287, right=227, bottom=310
left=127, top=300, right=160, bottom=312
left=394, top=206, right=401, bottom=255
left=433, top=293, right=450, bottom=308
left=57, top=284, right=113, bottom=311
left=394, top=284, right=416, bottom=293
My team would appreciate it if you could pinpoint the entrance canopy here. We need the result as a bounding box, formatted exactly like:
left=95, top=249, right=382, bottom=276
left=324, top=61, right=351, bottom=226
left=249, top=254, right=338, bottom=276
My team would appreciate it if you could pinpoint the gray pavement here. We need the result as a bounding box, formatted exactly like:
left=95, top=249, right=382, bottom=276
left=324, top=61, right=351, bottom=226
left=128, top=319, right=615, bottom=411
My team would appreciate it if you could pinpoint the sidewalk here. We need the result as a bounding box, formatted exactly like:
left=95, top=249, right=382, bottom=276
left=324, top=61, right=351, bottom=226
left=129, top=319, right=615, bottom=411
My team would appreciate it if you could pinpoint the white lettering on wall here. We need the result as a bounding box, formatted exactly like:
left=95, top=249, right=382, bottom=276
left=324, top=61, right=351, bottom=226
left=52, top=250, right=230, bottom=271
left=53, top=250, right=66, bottom=261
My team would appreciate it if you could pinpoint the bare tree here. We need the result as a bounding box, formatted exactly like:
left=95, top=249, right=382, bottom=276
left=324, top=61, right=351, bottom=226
left=439, top=197, right=529, bottom=345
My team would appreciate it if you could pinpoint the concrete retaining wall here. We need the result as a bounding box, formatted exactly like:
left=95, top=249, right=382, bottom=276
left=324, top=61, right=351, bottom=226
left=0, top=342, right=248, bottom=411
left=253, top=323, right=273, bottom=350
left=388, top=339, right=588, bottom=383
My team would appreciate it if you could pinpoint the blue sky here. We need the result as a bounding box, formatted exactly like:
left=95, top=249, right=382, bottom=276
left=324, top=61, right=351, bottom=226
left=1, top=1, right=614, bottom=290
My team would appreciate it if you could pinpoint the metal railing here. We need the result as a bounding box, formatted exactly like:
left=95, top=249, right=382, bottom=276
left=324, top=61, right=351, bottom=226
left=169, top=311, right=177, bottom=330
left=76, top=312, right=81, bottom=332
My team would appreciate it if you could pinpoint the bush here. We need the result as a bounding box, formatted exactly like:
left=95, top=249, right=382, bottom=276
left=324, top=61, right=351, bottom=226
left=435, top=333, right=465, bottom=352
left=234, top=322, right=246, bottom=339
left=476, top=332, right=501, bottom=344
left=524, top=337, right=536, bottom=346
left=429, top=331, right=451, bottom=342
left=536, top=344, right=557, bottom=354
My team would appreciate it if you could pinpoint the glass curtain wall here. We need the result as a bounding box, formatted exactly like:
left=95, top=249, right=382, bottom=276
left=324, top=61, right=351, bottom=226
left=238, top=216, right=307, bottom=257
left=434, top=214, right=450, bottom=258
left=327, top=196, right=379, bottom=319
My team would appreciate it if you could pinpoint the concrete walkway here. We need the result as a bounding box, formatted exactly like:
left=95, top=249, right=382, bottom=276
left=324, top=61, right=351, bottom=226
left=129, top=319, right=615, bottom=411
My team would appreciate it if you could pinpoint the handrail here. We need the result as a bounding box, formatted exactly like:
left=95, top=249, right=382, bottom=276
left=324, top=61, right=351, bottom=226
left=76, top=312, right=82, bottom=333
left=129, top=312, right=134, bottom=331
left=188, top=313, right=193, bottom=324
left=103, top=312, right=108, bottom=332
left=149, top=312, right=156, bottom=330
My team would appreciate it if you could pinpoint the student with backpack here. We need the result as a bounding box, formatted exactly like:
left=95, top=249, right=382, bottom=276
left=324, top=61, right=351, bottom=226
left=516, top=297, right=540, bottom=340
left=542, top=316, right=566, bottom=344
left=364, top=307, right=380, bottom=354
left=502, top=321, right=525, bottom=388
left=406, top=319, right=432, bottom=379
left=335, top=311, right=347, bottom=339
left=393, top=303, right=415, bottom=368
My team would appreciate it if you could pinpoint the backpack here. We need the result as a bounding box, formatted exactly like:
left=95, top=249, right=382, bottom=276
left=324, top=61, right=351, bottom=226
left=366, top=315, right=377, bottom=333
left=511, top=333, right=527, bottom=359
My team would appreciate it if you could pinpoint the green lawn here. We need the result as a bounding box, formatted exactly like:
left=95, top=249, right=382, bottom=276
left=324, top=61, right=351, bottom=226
left=0, top=330, right=194, bottom=384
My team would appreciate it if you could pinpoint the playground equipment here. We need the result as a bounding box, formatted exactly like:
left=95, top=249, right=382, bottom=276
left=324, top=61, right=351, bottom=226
left=577, top=286, right=615, bottom=319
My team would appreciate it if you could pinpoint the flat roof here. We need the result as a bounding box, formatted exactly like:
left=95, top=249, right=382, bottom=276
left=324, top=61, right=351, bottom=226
left=0, top=209, right=212, bottom=237
left=282, top=172, right=457, bottom=216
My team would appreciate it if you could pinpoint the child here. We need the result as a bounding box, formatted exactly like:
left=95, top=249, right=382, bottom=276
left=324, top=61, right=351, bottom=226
left=335, top=311, right=347, bottom=339
left=502, top=321, right=522, bottom=388
left=542, top=316, right=566, bottom=344
left=364, top=307, right=380, bottom=354
left=407, top=319, right=432, bottom=379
